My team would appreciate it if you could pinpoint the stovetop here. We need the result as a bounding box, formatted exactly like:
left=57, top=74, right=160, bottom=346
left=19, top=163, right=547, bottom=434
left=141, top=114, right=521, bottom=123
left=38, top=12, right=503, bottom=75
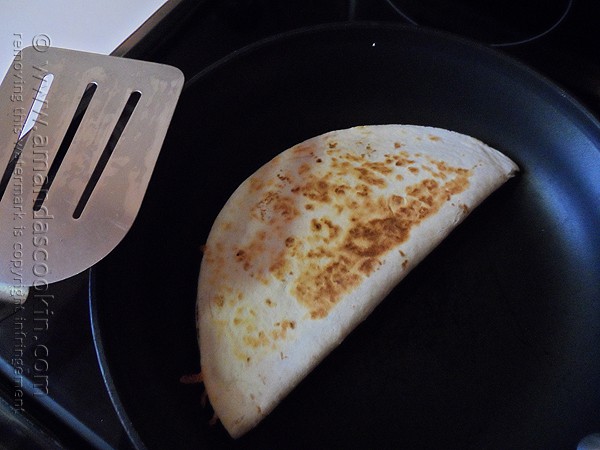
left=0, top=1, right=598, bottom=448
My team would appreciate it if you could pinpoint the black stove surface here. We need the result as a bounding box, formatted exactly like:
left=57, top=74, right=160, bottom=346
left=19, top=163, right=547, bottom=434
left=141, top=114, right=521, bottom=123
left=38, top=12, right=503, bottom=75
left=139, top=0, right=600, bottom=118
left=0, top=1, right=598, bottom=449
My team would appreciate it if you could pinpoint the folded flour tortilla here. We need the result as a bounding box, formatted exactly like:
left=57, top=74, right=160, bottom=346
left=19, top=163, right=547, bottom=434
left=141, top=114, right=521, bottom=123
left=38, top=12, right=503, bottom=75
left=196, top=125, right=518, bottom=437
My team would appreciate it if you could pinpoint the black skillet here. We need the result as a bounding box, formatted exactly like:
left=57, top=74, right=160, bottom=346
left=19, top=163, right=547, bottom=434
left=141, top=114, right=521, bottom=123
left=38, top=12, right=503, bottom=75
left=90, top=23, right=600, bottom=449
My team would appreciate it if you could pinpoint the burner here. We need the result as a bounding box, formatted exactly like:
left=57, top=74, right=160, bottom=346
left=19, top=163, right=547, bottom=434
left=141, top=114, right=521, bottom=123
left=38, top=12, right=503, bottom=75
left=383, top=0, right=573, bottom=46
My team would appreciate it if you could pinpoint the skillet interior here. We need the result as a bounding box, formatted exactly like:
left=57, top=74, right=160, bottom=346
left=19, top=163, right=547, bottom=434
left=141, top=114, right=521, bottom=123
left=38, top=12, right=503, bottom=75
left=91, top=23, right=600, bottom=449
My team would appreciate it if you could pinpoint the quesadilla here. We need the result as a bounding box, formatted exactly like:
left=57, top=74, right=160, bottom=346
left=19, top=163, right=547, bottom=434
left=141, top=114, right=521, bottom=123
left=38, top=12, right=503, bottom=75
left=196, top=125, right=518, bottom=438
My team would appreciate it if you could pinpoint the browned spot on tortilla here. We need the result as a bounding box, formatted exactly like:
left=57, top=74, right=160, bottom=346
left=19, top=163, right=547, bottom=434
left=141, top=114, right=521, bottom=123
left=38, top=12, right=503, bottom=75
left=322, top=218, right=341, bottom=240
left=292, top=165, right=471, bottom=319
left=252, top=191, right=299, bottom=224
left=353, top=167, right=386, bottom=188
left=270, top=320, right=296, bottom=340
left=408, top=166, right=419, bottom=174
left=270, top=234, right=303, bottom=281
left=294, top=255, right=361, bottom=319
left=334, top=185, right=348, bottom=195
left=237, top=317, right=298, bottom=358
left=355, top=184, right=371, bottom=197
left=243, top=330, right=270, bottom=349
left=402, top=259, right=409, bottom=270
left=359, top=258, right=379, bottom=275
left=388, top=195, right=405, bottom=214
left=221, top=222, right=233, bottom=231
left=431, top=159, right=451, bottom=173
left=234, top=231, right=267, bottom=272
left=249, top=176, right=264, bottom=192
left=276, top=172, right=292, bottom=184
left=293, top=142, right=316, bottom=156
left=331, top=159, right=350, bottom=174
left=429, top=135, right=441, bottom=141
left=390, top=151, right=416, bottom=167
left=205, top=244, right=227, bottom=295
left=306, top=246, right=335, bottom=259
left=269, top=249, right=291, bottom=281
left=298, top=163, right=311, bottom=175
left=444, top=170, right=470, bottom=195
left=363, top=161, right=394, bottom=175
left=340, top=151, right=363, bottom=163
left=343, top=218, right=410, bottom=257
left=301, top=177, right=331, bottom=203
left=328, top=141, right=337, bottom=149
left=394, top=142, right=402, bottom=149
left=213, top=294, right=225, bottom=308
left=271, top=196, right=298, bottom=222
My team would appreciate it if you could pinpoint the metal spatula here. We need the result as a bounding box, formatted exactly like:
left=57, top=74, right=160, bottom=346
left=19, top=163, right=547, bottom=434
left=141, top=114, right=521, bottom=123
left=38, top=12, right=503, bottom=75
left=0, top=46, right=184, bottom=297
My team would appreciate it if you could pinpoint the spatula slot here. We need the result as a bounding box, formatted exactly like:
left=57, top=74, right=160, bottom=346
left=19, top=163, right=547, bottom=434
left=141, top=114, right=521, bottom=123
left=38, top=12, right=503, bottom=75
left=0, top=73, right=54, bottom=203
left=0, top=46, right=184, bottom=286
left=33, top=82, right=97, bottom=212
left=73, top=90, right=142, bottom=219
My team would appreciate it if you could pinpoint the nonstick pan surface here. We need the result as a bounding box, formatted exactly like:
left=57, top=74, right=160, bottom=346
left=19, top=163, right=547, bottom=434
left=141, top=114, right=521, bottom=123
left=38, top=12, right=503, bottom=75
left=90, top=23, right=600, bottom=449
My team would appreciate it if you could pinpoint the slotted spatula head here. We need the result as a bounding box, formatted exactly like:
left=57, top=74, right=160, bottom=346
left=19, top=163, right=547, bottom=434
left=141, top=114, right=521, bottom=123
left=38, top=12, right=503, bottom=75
left=0, top=46, right=184, bottom=287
